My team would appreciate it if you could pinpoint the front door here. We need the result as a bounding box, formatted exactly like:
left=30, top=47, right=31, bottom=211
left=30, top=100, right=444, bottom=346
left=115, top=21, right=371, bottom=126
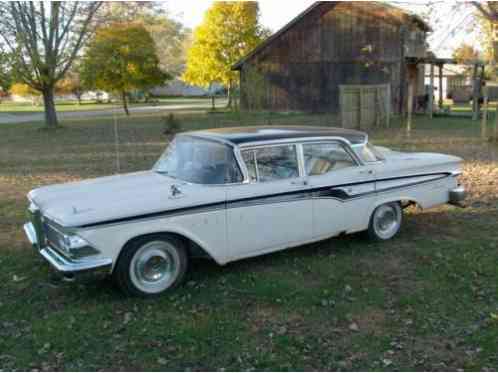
left=226, top=144, right=313, bottom=260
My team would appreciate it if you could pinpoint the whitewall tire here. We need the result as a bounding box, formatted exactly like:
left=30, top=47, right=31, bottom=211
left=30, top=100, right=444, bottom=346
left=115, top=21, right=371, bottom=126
left=113, top=234, right=188, bottom=297
left=367, top=202, right=403, bottom=241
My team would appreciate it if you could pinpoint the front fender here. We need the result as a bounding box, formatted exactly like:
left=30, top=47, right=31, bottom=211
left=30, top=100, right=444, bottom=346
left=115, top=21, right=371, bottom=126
left=78, top=211, right=229, bottom=269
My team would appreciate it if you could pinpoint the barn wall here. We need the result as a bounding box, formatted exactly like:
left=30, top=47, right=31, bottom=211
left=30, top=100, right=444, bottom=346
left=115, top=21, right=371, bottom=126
left=239, top=2, right=427, bottom=114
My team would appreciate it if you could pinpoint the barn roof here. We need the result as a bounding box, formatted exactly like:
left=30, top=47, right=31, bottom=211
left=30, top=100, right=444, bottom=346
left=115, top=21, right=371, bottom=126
left=232, top=1, right=431, bottom=71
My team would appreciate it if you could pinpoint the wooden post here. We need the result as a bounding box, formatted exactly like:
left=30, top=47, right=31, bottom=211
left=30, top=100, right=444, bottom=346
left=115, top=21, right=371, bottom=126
left=494, top=92, right=498, bottom=142
left=438, top=64, right=444, bottom=109
left=429, top=63, right=434, bottom=118
left=481, top=86, right=488, bottom=140
left=407, top=76, right=415, bottom=135
left=472, top=64, right=480, bottom=121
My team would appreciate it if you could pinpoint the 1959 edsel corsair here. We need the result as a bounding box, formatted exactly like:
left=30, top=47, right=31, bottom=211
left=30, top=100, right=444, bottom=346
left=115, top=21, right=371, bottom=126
left=24, top=126, right=466, bottom=297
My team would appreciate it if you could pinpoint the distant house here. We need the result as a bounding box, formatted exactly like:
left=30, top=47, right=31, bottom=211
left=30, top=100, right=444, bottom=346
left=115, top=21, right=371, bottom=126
left=150, top=79, right=224, bottom=97
left=424, top=64, right=471, bottom=103
left=233, top=1, right=430, bottom=115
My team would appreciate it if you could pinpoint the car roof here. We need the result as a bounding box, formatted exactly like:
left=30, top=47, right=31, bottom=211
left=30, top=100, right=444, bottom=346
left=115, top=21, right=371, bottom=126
left=185, top=126, right=367, bottom=146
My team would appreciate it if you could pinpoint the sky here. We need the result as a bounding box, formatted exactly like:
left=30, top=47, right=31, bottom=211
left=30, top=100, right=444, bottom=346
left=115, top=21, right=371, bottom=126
left=165, top=1, right=482, bottom=58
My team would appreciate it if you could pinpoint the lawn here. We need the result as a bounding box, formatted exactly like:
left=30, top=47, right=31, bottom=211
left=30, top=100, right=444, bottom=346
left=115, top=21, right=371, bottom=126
left=1, top=112, right=498, bottom=371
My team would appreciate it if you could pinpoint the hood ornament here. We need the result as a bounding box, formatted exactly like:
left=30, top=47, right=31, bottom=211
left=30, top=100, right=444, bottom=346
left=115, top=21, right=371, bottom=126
left=170, top=184, right=182, bottom=198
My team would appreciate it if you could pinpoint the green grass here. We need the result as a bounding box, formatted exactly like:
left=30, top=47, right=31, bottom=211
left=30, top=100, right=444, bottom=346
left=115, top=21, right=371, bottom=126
left=1, top=112, right=498, bottom=370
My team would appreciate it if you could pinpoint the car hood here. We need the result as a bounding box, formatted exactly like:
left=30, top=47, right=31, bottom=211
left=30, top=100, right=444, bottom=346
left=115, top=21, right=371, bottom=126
left=28, top=171, right=225, bottom=228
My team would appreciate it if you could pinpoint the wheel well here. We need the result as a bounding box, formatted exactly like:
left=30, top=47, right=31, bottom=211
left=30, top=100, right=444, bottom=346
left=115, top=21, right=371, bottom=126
left=119, top=232, right=215, bottom=262
left=400, top=199, right=420, bottom=210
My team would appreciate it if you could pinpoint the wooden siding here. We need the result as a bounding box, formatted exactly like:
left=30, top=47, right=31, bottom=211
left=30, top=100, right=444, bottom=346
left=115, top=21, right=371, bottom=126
left=239, top=1, right=427, bottom=114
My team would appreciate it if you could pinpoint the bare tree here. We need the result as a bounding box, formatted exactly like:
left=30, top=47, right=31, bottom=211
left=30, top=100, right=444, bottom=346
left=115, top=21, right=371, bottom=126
left=0, top=2, right=102, bottom=128
left=472, top=2, right=498, bottom=22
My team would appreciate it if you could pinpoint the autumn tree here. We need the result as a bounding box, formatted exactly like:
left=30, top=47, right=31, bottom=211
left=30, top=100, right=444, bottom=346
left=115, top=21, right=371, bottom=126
left=81, top=23, right=169, bottom=115
left=182, top=1, right=269, bottom=108
left=100, top=2, right=191, bottom=77
left=56, top=67, right=85, bottom=105
left=452, top=43, right=481, bottom=77
left=0, top=2, right=102, bottom=128
left=10, top=83, right=41, bottom=106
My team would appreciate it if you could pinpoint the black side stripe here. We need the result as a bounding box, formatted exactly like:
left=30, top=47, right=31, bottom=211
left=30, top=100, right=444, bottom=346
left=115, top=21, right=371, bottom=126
left=78, top=172, right=451, bottom=229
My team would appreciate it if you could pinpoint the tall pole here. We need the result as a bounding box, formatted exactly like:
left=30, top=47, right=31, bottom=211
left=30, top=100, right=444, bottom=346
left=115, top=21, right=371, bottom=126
left=407, top=71, right=415, bottom=136
left=429, top=63, right=434, bottom=118
left=481, top=86, right=488, bottom=140
left=472, top=64, right=480, bottom=121
left=438, top=64, right=444, bottom=109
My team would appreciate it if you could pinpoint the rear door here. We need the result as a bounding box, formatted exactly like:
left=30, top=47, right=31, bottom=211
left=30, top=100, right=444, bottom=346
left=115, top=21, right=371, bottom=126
left=302, top=141, right=377, bottom=237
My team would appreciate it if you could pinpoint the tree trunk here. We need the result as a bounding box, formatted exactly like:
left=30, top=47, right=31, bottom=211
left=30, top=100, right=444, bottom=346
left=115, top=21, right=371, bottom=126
left=227, top=81, right=233, bottom=109
left=211, top=95, right=216, bottom=111
left=41, top=87, right=59, bottom=128
left=122, top=91, right=130, bottom=116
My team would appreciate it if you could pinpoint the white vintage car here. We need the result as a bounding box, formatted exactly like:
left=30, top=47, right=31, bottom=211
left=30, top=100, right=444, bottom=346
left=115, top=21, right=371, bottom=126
left=24, top=126, right=465, bottom=297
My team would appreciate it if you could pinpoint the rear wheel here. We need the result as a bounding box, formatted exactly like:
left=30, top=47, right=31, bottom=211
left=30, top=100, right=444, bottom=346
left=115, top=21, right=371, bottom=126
left=367, top=202, right=402, bottom=241
left=113, top=234, right=188, bottom=297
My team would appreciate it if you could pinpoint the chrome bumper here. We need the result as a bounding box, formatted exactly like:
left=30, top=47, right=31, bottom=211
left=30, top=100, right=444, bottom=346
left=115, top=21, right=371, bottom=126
left=449, top=186, right=466, bottom=207
left=24, top=222, right=112, bottom=275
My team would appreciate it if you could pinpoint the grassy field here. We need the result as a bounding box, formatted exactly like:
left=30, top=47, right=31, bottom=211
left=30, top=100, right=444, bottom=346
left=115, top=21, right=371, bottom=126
left=1, top=112, right=498, bottom=371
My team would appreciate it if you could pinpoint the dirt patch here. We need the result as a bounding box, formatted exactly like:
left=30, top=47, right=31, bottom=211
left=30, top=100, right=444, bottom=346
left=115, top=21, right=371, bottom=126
left=354, top=308, right=387, bottom=336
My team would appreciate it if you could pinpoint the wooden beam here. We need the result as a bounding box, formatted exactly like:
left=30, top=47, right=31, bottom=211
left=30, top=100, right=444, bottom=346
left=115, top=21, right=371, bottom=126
left=438, top=64, right=444, bottom=109
left=429, top=63, right=434, bottom=118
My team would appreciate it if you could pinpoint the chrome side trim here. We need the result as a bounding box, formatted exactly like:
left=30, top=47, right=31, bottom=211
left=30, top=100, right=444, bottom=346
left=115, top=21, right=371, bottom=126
left=39, top=245, right=112, bottom=274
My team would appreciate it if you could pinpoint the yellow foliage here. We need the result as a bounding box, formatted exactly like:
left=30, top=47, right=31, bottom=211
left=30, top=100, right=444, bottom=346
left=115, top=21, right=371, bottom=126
left=9, top=83, right=40, bottom=97
left=182, top=2, right=269, bottom=88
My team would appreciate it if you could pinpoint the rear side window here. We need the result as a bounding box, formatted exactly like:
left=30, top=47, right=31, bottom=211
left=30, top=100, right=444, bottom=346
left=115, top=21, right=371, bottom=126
left=241, top=145, right=299, bottom=183
left=303, top=143, right=357, bottom=176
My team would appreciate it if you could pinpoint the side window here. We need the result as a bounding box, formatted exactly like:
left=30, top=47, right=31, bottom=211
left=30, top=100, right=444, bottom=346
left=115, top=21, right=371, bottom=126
left=242, top=150, right=257, bottom=182
left=303, top=143, right=357, bottom=176
left=241, top=145, right=299, bottom=183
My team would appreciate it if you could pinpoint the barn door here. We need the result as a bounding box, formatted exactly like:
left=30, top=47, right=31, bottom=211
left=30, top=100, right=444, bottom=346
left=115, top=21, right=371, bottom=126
left=339, top=84, right=391, bottom=129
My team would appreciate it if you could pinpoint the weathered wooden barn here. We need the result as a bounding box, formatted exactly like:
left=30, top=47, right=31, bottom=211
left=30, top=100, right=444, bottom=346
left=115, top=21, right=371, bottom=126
left=233, top=1, right=430, bottom=118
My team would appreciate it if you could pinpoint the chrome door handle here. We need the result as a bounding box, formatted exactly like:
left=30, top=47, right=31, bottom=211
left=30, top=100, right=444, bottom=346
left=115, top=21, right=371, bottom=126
left=359, top=170, right=374, bottom=175
left=290, top=180, right=308, bottom=186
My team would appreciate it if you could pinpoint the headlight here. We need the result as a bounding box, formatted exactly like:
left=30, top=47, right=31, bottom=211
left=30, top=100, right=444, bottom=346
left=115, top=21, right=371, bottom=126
left=44, top=222, right=99, bottom=259
left=63, top=234, right=90, bottom=251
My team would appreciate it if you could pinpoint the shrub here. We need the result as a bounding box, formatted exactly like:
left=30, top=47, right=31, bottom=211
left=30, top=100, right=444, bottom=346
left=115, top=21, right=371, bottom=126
left=163, top=113, right=181, bottom=136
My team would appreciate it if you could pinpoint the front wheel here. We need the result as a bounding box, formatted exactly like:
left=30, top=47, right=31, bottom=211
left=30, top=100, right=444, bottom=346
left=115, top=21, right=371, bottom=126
left=113, top=234, right=188, bottom=297
left=367, top=202, right=403, bottom=241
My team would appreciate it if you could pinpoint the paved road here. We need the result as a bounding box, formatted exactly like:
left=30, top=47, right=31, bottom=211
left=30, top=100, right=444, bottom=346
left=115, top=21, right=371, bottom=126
left=0, top=99, right=227, bottom=124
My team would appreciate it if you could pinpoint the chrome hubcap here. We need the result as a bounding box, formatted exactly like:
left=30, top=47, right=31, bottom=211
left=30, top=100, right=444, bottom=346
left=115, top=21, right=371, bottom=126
left=130, top=241, right=179, bottom=294
left=374, top=204, right=400, bottom=239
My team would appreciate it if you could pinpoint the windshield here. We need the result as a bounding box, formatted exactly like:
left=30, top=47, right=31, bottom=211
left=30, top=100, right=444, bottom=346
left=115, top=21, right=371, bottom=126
left=153, top=136, right=243, bottom=185
left=353, top=143, right=385, bottom=163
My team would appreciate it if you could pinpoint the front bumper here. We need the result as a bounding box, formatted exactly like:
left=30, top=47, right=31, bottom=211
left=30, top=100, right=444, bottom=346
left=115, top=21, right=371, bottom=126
left=449, top=186, right=466, bottom=207
left=24, top=222, right=112, bottom=275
